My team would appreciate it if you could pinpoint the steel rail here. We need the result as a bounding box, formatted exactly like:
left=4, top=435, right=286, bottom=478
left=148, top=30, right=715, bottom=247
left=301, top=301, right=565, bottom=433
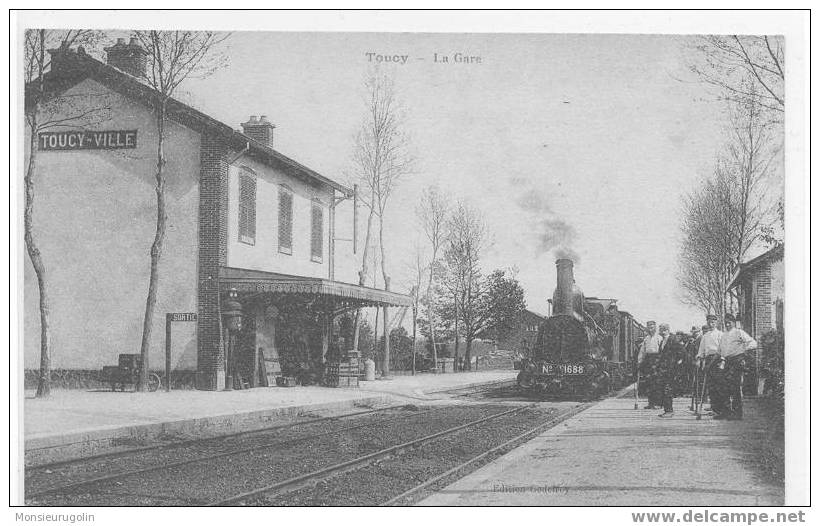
left=425, top=378, right=516, bottom=394
left=379, top=401, right=595, bottom=506
left=26, top=404, right=437, bottom=499
left=208, top=403, right=536, bottom=506
left=27, top=403, right=408, bottom=472
left=380, top=382, right=636, bottom=505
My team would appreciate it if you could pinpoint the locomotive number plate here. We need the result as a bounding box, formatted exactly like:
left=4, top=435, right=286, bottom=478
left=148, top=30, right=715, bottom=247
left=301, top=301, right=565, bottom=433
left=542, top=363, right=587, bottom=375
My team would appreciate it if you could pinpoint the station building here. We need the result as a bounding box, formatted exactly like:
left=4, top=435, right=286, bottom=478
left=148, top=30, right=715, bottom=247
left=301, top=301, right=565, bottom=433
left=727, top=244, right=785, bottom=339
left=24, top=39, right=411, bottom=390
left=491, top=309, right=547, bottom=357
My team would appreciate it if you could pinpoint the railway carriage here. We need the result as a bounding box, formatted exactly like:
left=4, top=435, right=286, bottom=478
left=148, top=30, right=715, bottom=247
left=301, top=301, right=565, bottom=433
left=516, top=258, right=640, bottom=399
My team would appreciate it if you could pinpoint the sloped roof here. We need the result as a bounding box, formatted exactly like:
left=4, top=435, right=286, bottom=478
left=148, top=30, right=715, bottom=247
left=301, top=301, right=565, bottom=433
left=727, top=244, right=784, bottom=290
left=523, top=309, right=548, bottom=320
left=28, top=47, right=352, bottom=196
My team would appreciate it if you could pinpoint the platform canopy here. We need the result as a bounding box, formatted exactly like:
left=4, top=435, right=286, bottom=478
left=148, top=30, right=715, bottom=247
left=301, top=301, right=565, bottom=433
left=218, top=267, right=413, bottom=309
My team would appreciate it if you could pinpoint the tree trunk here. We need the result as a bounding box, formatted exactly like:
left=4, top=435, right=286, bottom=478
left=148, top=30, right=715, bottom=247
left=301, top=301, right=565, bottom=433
left=25, top=118, right=53, bottom=398
left=352, top=195, right=377, bottom=355
left=138, top=101, right=168, bottom=391
left=465, top=337, right=473, bottom=372
left=425, top=270, right=438, bottom=368
left=453, top=292, right=460, bottom=371
left=412, top=305, right=417, bottom=375
left=378, top=217, right=390, bottom=377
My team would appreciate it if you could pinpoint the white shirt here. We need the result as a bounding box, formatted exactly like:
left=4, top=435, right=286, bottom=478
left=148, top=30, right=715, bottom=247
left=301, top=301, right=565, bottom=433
left=638, top=333, right=661, bottom=362
left=718, top=328, right=757, bottom=358
left=697, top=329, right=723, bottom=358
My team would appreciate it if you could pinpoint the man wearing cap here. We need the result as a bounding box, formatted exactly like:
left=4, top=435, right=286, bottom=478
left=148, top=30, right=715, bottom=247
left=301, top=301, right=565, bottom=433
left=697, top=314, right=723, bottom=414
left=714, top=314, right=757, bottom=420
left=684, top=326, right=702, bottom=394
left=687, top=326, right=702, bottom=361
left=637, top=321, right=662, bottom=409
left=657, top=323, right=684, bottom=417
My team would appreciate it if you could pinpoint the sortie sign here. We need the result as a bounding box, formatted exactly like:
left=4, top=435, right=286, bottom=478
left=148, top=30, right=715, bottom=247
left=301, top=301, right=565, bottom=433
left=169, top=313, right=197, bottom=322
left=38, top=130, right=138, bottom=151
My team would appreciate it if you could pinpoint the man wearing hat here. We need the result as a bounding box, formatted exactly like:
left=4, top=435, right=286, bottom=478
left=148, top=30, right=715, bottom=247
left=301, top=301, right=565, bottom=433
left=657, top=323, right=685, bottom=417
left=637, top=321, right=662, bottom=409
left=696, top=314, right=723, bottom=414
left=714, top=313, right=757, bottom=420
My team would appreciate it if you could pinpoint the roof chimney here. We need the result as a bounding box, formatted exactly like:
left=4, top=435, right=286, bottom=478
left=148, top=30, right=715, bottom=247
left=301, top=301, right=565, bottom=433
left=47, top=46, right=85, bottom=78
left=104, top=36, right=148, bottom=78
left=241, top=115, right=276, bottom=148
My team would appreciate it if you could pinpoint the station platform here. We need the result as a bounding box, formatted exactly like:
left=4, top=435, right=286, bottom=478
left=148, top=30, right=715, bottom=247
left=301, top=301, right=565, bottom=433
left=23, top=370, right=516, bottom=465
left=418, top=395, right=785, bottom=506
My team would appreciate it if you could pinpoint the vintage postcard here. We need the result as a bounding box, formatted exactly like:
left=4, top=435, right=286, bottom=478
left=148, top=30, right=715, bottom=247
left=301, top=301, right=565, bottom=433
left=10, top=9, right=810, bottom=519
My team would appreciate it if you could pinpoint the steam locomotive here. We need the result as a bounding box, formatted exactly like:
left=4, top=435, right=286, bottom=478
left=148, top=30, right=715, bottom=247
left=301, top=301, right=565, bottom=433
left=516, top=259, right=646, bottom=399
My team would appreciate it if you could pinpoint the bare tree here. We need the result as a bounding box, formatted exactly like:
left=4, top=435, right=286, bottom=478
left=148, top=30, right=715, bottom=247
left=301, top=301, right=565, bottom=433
left=441, top=202, right=491, bottom=370
left=677, top=84, right=778, bottom=318
left=687, top=35, right=784, bottom=117
left=678, top=177, right=735, bottom=318
left=131, top=30, right=228, bottom=390
left=415, top=185, right=450, bottom=367
left=24, top=29, right=108, bottom=397
left=349, top=70, right=413, bottom=376
left=405, top=244, right=428, bottom=375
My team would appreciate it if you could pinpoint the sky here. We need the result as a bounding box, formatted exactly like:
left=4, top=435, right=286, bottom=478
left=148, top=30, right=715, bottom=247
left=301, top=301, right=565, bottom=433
left=168, top=31, right=774, bottom=330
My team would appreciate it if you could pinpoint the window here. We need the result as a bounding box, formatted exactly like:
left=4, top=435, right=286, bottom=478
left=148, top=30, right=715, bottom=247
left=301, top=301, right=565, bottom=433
left=278, top=185, right=293, bottom=254
left=238, top=168, right=256, bottom=245
left=311, top=199, right=324, bottom=263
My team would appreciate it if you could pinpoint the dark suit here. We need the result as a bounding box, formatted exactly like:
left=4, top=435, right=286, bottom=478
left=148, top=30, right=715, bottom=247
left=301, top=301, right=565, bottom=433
left=658, top=336, right=684, bottom=413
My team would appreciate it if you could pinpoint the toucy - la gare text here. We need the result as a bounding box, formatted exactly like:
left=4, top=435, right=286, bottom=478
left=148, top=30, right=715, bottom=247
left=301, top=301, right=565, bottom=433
left=365, top=52, right=482, bottom=64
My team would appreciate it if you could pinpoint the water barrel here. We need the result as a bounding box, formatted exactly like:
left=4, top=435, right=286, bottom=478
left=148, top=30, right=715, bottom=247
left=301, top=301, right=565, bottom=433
left=364, top=359, right=376, bottom=381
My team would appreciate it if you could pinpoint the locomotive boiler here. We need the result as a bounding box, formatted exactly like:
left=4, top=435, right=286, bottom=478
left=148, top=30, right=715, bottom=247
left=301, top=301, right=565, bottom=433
left=516, top=258, right=632, bottom=399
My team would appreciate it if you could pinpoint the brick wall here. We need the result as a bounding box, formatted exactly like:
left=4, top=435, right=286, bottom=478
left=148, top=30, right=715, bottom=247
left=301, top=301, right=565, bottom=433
left=753, top=264, right=773, bottom=339
left=197, top=133, right=231, bottom=390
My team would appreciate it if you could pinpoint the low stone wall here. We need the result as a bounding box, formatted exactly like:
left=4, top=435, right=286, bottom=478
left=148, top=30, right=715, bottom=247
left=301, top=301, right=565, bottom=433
left=24, top=369, right=198, bottom=390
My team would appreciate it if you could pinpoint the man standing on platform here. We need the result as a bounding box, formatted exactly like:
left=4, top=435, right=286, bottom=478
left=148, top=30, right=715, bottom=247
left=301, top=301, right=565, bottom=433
left=697, top=314, right=723, bottom=415
left=714, top=313, right=757, bottom=420
left=684, top=326, right=703, bottom=394
left=657, top=323, right=684, bottom=417
left=637, top=321, right=662, bottom=409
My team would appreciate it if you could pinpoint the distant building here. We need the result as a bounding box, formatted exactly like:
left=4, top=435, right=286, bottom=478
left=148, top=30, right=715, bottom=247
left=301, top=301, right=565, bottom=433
left=727, top=245, right=785, bottom=339
left=493, top=309, right=548, bottom=357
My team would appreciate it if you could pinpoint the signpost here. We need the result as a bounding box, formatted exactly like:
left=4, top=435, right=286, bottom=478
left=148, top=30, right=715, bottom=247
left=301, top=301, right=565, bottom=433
left=165, top=312, right=197, bottom=392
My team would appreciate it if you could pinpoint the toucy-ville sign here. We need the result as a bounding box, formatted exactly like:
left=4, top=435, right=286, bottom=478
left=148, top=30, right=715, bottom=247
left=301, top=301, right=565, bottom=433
left=38, top=130, right=138, bottom=151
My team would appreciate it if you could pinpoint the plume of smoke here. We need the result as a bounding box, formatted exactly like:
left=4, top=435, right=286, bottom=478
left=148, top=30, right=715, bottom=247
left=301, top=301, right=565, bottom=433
left=511, top=177, right=580, bottom=264
left=555, top=246, right=581, bottom=263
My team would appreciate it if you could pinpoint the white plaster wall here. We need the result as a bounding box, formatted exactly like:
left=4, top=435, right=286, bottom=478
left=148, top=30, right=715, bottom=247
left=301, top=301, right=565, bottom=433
left=23, top=78, right=200, bottom=371
left=226, top=156, right=334, bottom=279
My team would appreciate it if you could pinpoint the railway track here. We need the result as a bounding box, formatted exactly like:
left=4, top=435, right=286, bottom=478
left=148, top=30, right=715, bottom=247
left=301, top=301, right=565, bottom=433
left=27, top=382, right=616, bottom=506
left=25, top=403, right=431, bottom=500
left=429, top=379, right=517, bottom=398
left=255, top=383, right=634, bottom=506
left=381, top=401, right=592, bottom=506
left=212, top=403, right=540, bottom=506
left=26, top=403, right=527, bottom=505
left=26, top=402, right=404, bottom=471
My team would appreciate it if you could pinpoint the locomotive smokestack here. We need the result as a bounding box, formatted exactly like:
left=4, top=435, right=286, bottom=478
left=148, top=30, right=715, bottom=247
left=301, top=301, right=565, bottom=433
left=553, top=258, right=575, bottom=315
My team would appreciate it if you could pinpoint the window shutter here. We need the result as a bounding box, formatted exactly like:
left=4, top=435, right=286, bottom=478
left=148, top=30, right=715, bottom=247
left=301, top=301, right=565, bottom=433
left=278, top=189, right=293, bottom=253
left=238, top=172, right=256, bottom=244
left=311, top=202, right=323, bottom=261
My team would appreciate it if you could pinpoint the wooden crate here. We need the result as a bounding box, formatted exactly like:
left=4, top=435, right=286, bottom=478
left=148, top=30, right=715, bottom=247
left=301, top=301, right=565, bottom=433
left=326, top=363, right=359, bottom=376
